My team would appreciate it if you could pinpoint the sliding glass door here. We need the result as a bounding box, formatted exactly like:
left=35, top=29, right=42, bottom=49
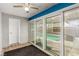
left=46, top=15, right=62, bottom=56
left=31, top=21, right=35, bottom=43
left=30, top=6, right=79, bottom=56
left=36, top=20, right=43, bottom=48
left=64, top=7, right=79, bottom=56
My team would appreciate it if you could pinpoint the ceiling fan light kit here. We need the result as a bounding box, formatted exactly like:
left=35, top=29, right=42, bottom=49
left=24, top=7, right=29, bottom=11
left=13, top=3, right=40, bottom=13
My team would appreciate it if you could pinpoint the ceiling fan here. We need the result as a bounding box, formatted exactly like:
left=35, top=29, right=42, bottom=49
left=13, top=3, right=40, bottom=13
left=13, top=3, right=50, bottom=13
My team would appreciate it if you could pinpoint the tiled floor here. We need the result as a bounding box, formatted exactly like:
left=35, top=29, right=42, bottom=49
left=4, top=45, right=49, bottom=56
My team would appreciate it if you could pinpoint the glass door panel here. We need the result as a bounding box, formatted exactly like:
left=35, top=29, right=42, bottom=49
left=64, top=7, right=79, bottom=56
left=31, top=21, right=34, bottom=43
left=36, top=20, right=43, bottom=48
left=46, top=15, right=62, bottom=55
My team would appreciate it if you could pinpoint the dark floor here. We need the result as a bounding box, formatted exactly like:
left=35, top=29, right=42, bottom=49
left=4, top=45, right=49, bottom=56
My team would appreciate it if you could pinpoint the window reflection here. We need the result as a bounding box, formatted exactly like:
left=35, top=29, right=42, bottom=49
left=36, top=20, right=43, bottom=48
left=31, top=22, right=34, bottom=43
left=64, top=8, right=79, bottom=56
left=46, top=15, right=61, bottom=55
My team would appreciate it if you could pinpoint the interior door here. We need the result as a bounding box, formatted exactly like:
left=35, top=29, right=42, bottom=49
left=9, top=18, right=20, bottom=45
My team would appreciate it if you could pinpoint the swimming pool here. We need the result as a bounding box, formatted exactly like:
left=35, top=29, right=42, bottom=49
left=47, top=34, right=60, bottom=41
left=37, top=33, right=60, bottom=41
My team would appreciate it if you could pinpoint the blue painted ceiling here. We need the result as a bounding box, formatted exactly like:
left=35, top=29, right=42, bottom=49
left=29, top=3, right=75, bottom=20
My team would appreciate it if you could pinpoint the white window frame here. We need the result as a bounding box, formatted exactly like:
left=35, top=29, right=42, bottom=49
left=29, top=4, right=79, bottom=56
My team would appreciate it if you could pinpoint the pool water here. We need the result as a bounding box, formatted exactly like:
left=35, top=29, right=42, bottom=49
left=37, top=33, right=60, bottom=41
left=47, top=34, right=60, bottom=41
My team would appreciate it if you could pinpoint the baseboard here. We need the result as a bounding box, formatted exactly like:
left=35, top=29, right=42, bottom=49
left=30, top=42, right=53, bottom=56
left=3, top=42, right=32, bottom=52
left=0, top=49, right=3, bottom=56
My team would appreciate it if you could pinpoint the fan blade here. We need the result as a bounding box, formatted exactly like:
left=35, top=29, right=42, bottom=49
left=44, top=3, right=56, bottom=7
left=13, top=5, right=23, bottom=7
left=44, top=3, right=49, bottom=6
left=30, top=7, right=40, bottom=10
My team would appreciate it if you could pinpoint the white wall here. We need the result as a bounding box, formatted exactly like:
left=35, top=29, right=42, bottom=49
left=1, top=13, right=29, bottom=48
left=2, top=13, right=9, bottom=48
left=28, top=22, right=32, bottom=42
left=0, top=12, right=3, bottom=55
left=20, top=19, right=29, bottom=44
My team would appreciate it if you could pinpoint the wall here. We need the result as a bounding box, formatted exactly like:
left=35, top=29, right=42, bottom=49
left=20, top=18, right=29, bottom=44
left=2, top=13, right=9, bottom=48
left=0, top=12, right=3, bottom=55
left=1, top=13, right=29, bottom=48
left=28, top=21, right=32, bottom=42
